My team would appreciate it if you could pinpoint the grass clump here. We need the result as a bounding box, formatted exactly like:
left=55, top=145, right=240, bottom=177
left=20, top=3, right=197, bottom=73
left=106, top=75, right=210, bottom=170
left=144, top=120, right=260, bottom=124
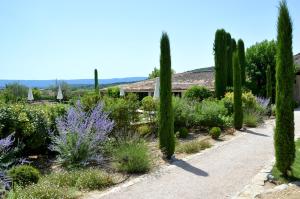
left=113, top=140, right=151, bottom=174
left=243, top=108, right=263, bottom=127
left=272, top=139, right=300, bottom=183
left=176, top=140, right=211, bottom=154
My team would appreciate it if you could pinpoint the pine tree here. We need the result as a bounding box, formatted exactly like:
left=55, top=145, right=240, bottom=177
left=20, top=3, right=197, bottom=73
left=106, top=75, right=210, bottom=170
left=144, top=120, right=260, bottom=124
left=226, top=33, right=233, bottom=87
left=159, top=32, right=175, bottom=159
left=214, top=29, right=227, bottom=99
left=94, top=69, right=99, bottom=93
left=237, top=39, right=246, bottom=85
left=275, top=0, right=295, bottom=176
left=266, top=65, right=272, bottom=100
left=233, top=51, right=243, bottom=129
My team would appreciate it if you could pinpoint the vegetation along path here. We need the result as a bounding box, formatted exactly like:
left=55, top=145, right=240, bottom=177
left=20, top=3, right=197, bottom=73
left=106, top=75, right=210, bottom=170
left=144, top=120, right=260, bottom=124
left=87, top=109, right=300, bottom=199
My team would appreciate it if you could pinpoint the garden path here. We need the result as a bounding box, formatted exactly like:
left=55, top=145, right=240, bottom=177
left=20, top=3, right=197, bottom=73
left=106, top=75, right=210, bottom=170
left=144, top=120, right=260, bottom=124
left=86, top=109, right=300, bottom=199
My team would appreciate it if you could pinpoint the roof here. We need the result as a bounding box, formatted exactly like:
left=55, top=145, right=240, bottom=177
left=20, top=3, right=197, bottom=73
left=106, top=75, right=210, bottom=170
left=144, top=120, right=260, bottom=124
left=118, top=67, right=214, bottom=92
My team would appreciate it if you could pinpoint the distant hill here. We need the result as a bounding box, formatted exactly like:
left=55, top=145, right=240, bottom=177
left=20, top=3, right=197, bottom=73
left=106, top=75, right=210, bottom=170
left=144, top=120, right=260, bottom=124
left=0, top=77, right=147, bottom=88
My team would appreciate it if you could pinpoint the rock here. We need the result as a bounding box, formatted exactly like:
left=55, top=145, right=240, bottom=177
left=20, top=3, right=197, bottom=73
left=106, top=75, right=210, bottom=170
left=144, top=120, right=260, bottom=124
left=273, top=184, right=289, bottom=191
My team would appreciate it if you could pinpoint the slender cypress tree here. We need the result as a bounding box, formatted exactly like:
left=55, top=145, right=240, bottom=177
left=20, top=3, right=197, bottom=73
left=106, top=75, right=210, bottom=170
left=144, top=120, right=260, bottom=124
left=159, top=32, right=175, bottom=159
left=226, top=33, right=233, bottom=87
left=275, top=0, right=295, bottom=176
left=233, top=51, right=243, bottom=129
left=94, top=69, right=99, bottom=92
left=266, top=65, right=272, bottom=100
left=231, top=39, right=237, bottom=52
left=214, top=29, right=227, bottom=99
left=237, top=39, right=246, bottom=86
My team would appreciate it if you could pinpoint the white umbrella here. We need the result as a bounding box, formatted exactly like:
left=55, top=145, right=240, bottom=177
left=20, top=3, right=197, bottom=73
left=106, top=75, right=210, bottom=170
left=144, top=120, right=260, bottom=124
left=27, top=88, right=34, bottom=101
left=119, top=88, right=125, bottom=97
left=57, top=85, right=63, bottom=101
left=153, top=78, right=160, bottom=99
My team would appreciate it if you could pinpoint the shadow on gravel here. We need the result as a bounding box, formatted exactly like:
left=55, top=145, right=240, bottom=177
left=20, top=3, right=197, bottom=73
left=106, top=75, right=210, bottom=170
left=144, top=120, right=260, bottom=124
left=245, top=129, right=269, bottom=137
left=171, top=159, right=209, bottom=177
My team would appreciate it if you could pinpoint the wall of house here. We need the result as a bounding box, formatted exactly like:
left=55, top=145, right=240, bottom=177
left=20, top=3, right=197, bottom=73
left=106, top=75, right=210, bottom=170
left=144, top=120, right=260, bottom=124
left=294, top=75, right=300, bottom=103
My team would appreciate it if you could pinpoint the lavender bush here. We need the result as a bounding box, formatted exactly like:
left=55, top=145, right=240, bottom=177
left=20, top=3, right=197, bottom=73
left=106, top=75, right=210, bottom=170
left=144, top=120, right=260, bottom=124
left=51, top=101, right=114, bottom=167
left=0, top=134, right=14, bottom=193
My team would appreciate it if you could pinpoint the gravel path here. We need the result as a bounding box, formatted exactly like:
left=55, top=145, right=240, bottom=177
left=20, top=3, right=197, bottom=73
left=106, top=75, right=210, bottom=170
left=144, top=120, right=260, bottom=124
left=87, top=109, right=300, bottom=199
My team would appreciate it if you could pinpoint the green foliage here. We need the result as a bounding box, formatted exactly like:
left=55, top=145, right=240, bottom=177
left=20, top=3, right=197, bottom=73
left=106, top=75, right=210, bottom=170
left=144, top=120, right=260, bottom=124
left=172, top=97, right=195, bottom=129
left=32, top=88, right=42, bottom=100
left=233, top=51, right=243, bottom=129
left=226, top=32, right=233, bottom=87
left=176, top=140, right=211, bottom=154
left=141, top=96, right=157, bottom=122
left=209, top=127, right=221, bottom=139
left=2, top=83, right=28, bottom=103
left=81, top=92, right=101, bottom=111
left=112, top=140, right=151, bottom=173
left=137, top=125, right=152, bottom=137
left=94, top=69, right=99, bottom=92
left=159, top=32, right=175, bottom=159
left=275, top=0, right=295, bottom=176
left=107, top=87, right=120, bottom=98
left=148, top=67, right=175, bottom=79
left=245, top=40, right=276, bottom=98
left=176, top=127, right=189, bottom=138
left=272, top=139, right=300, bottom=183
left=266, top=65, right=272, bottom=100
left=8, top=165, right=40, bottom=186
left=243, top=108, right=263, bottom=127
left=214, top=29, right=227, bottom=99
left=103, top=94, right=139, bottom=138
left=238, top=39, right=246, bottom=85
left=184, top=86, right=212, bottom=101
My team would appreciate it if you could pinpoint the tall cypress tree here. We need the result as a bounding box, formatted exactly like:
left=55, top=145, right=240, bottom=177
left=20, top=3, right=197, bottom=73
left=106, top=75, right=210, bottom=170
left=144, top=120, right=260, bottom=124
left=226, top=33, right=233, bottom=87
left=214, top=29, right=227, bottom=99
left=231, top=39, right=237, bottom=52
left=94, top=69, right=99, bottom=92
left=159, top=32, right=175, bottom=159
left=266, top=65, right=272, bottom=100
left=237, top=39, right=246, bottom=86
left=275, top=0, right=295, bottom=176
left=233, top=51, right=243, bottom=129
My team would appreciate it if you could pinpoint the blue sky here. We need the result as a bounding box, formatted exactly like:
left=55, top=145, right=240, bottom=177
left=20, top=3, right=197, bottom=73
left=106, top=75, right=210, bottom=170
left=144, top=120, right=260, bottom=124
left=0, top=0, right=299, bottom=80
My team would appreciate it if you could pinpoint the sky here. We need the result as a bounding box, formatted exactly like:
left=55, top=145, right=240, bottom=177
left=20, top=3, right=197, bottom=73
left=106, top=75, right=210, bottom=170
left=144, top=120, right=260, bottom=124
left=0, top=0, right=299, bottom=80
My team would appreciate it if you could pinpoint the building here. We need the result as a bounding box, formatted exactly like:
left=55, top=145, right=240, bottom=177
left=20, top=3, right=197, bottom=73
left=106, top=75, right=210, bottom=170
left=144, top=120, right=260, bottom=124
left=118, top=67, right=214, bottom=99
left=294, top=53, right=300, bottom=103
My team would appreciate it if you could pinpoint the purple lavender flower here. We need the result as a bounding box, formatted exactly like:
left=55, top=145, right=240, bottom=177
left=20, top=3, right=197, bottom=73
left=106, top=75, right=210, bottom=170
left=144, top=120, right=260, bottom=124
left=51, top=101, right=114, bottom=166
left=256, top=96, right=270, bottom=108
left=0, top=134, right=14, bottom=155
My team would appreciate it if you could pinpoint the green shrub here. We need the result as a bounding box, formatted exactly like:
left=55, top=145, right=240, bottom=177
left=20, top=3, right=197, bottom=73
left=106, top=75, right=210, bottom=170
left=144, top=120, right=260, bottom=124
left=2, top=83, right=28, bottom=103
left=8, top=183, right=76, bottom=199
left=176, top=140, right=211, bottom=154
left=184, top=86, right=212, bottom=101
left=177, top=127, right=189, bottom=138
left=141, top=96, right=157, bottom=122
left=172, top=97, right=195, bottom=129
left=8, top=165, right=40, bottom=186
left=271, top=104, right=276, bottom=116
left=80, top=92, right=101, bottom=111
left=107, top=87, right=120, bottom=98
left=243, top=108, right=263, bottom=127
left=209, top=127, right=221, bottom=139
left=113, top=140, right=151, bottom=173
left=74, top=169, right=113, bottom=190
left=137, top=125, right=152, bottom=137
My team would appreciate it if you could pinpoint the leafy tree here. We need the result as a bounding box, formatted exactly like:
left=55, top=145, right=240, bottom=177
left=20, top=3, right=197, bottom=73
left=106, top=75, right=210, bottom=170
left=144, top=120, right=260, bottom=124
left=159, top=32, right=175, bottom=159
left=237, top=39, right=246, bottom=86
left=107, top=87, right=120, bottom=98
left=214, top=29, right=227, bottom=99
left=233, top=51, right=243, bottom=129
left=32, top=88, right=42, bottom=100
left=184, top=86, right=212, bottom=101
left=274, top=0, right=295, bottom=177
left=226, top=33, right=233, bottom=87
left=94, top=69, right=99, bottom=93
left=245, top=40, right=276, bottom=98
left=2, top=83, right=28, bottom=103
left=266, top=65, right=272, bottom=100
left=148, top=67, right=175, bottom=79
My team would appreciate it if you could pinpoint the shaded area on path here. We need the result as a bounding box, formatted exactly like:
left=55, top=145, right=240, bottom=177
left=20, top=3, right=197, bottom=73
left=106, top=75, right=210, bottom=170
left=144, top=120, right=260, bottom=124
left=170, top=158, right=209, bottom=177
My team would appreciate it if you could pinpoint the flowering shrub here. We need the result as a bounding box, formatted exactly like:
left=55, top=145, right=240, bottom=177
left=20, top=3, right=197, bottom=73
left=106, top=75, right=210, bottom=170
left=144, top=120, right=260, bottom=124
left=51, top=101, right=114, bottom=167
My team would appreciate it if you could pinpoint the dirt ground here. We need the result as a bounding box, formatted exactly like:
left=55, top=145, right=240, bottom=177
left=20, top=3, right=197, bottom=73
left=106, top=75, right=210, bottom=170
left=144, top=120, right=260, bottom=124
left=256, top=185, right=300, bottom=199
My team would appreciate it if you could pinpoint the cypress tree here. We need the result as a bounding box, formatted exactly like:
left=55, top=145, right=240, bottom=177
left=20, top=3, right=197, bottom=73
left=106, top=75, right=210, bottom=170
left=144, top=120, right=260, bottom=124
left=226, top=33, right=233, bottom=87
left=275, top=0, right=295, bottom=176
left=159, top=32, right=175, bottom=159
left=94, top=69, right=99, bottom=92
left=237, top=39, right=246, bottom=86
left=266, top=65, right=272, bottom=100
left=231, top=39, right=237, bottom=52
left=214, top=29, right=227, bottom=99
left=233, top=51, right=243, bottom=129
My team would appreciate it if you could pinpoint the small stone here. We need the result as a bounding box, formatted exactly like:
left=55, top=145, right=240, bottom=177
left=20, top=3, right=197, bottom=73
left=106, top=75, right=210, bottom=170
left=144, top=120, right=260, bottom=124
left=274, top=184, right=288, bottom=191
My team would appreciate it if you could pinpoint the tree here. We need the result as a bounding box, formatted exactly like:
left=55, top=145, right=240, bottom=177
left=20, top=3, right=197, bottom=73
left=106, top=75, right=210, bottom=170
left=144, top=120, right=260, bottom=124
left=2, top=83, right=28, bottom=103
left=231, top=39, right=237, bottom=51
left=148, top=67, right=175, bottom=79
left=214, top=29, right=227, bottom=99
left=226, top=33, right=233, bottom=87
left=245, top=40, right=276, bottom=98
left=274, top=0, right=295, bottom=177
left=159, top=32, right=175, bottom=159
left=233, top=51, right=243, bottom=129
left=266, top=65, right=272, bottom=100
left=237, top=39, right=246, bottom=86
left=94, top=69, right=99, bottom=93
